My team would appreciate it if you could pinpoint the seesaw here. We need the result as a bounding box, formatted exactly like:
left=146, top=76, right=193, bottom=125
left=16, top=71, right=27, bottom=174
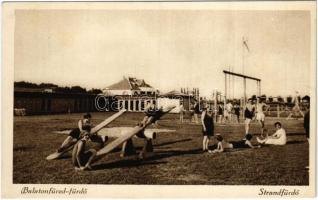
left=79, top=105, right=176, bottom=164
left=46, top=109, right=126, bottom=160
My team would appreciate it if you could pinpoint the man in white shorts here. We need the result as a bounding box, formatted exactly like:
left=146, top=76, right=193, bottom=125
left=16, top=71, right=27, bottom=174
left=224, top=101, right=233, bottom=123
left=255, top=98, right=269, bottom=137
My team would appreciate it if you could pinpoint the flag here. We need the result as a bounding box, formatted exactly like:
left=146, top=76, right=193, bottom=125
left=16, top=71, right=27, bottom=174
left=243, top=38, right=250, bottom=52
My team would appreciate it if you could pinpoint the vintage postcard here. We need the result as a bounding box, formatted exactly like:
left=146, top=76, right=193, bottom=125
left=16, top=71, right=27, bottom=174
left=2, top=1, right=316, bottom=198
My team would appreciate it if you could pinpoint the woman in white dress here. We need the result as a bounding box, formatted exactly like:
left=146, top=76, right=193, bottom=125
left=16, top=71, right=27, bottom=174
left=257, top=122, right=287, bottom=145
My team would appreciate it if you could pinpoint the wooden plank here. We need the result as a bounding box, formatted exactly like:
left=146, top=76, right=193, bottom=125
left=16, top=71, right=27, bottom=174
left=96, top=125, right=146, bottom=156
left=91, top=109, right=126, bottom=134
left=96, top=106, right=175, bottom=157
left=97, top=127, right=175, bottom=139
left=46, top=109, right=126, bottom=160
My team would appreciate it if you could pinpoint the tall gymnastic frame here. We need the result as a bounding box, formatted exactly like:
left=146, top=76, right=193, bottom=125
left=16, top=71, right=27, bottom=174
left=223, top=70, right=261, bottom=101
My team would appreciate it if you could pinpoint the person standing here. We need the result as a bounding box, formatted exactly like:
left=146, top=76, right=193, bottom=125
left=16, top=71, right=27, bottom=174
left=179, top=103, right=185, bottom=123
left=224, top=101, right=233, bottom=123
left=218, top=104, right=224, bottom=123
left=244, top=98, right=256, bottom=135
left=233, top=103, right=240, bottom=123
left=201, top=105, right=214, bottom=152
left=302, top=96, right=310, bottom=142
left=193, top=101, right=200, bottom=124
left=255, top=98, right=269, bottom=137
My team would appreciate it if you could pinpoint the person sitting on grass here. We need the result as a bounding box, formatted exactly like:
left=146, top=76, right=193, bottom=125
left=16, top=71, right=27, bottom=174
left=256, top=122, right=287, bottom=145
left=72, top=128, right=97, bottom=171
left=56, top=113, right=107, bottom=153
left=208, top=133, right=260, bottom=153
left=57, top=113, right=92, bottom=153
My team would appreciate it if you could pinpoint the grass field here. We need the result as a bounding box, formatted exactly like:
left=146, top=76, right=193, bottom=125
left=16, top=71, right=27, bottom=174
left=13, top=112, right=309, bottom=185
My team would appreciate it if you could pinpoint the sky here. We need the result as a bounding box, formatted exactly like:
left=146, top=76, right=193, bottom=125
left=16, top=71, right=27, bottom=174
left=14, top=9, right=311, bottom=98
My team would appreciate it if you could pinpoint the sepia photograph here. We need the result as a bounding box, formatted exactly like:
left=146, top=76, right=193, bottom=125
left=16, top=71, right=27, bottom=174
left=2, top=1, right=316, bottom=198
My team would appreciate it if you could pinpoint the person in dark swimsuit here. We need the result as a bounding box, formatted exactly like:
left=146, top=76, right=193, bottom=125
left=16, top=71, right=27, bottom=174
left=218, top=104, right=224, bottom=123
left=302, top=96, right=310, bottom=142
left=201, top=105, right=214, bottom=152
left=244, top=98, right=256, bottom=135
left=57, top=113, right=92, bottom=153
left=209, top=133, right=260, bottom=153
left=193, top=101, right=200, bottom=124
left=234, top=103, right=240, bottom=123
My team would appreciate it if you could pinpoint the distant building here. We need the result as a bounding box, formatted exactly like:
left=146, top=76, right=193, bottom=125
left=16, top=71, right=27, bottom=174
left=103, top=77, right=158, bottom=96
left=160, top=90, right=194, bottom=111
left=14, top=87, right=98, bottom=115
left=102, top=77, right=158, bottom=112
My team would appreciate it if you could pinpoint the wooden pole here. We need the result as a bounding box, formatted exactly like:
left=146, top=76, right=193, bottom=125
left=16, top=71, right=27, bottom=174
left=259, top=81, right=261, bottom=96
left=214, top=90, right=217, bottom=123
left=244, top=77, right=247, bottom=102
left=225, top=74, right=227, bottom=98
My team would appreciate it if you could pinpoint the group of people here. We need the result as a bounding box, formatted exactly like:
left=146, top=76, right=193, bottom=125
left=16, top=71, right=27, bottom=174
left=217, top=101, right=241, bottom=124
left=200, top=96, right=310, bottom=153
left=55, top=102, right=166, bottom=171
left=53, top=95, right=310, bottom=170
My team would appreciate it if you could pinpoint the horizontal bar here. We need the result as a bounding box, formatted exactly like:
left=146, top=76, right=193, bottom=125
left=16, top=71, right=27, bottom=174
left=223, top=70, right=261, bottom=81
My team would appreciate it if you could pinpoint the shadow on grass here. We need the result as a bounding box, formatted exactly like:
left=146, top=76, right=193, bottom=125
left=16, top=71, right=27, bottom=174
left=13, top=145, right=35, bottom=152
left=92, top=148, right=202, bottom=170
left=154, top=138, right=192, bottom=147
left=287, top=140, right=307, bottom=145
left=92, top=160, right=168, bottom=170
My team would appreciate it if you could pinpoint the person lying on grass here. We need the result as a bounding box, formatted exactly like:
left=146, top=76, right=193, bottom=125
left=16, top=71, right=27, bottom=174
left=208, top=133, right=261, bottom=153
left=256, top=122, right=287, bottom=145
left=72, top=128, right=97, bottom=171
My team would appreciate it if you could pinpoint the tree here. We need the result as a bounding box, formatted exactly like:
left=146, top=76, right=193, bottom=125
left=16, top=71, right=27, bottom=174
left=14, top=81, right=38, bottom=88
left=70, top=86, right=86, bottom=93
left=88, top=88, right=102, bottom=94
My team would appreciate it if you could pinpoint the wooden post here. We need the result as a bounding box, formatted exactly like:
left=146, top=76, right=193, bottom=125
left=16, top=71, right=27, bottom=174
left=258, top=81, right=261, bottom=96
left=225, top=74, right=227, bottom=98
left=244, top=77, right=247, bottom=102
left=213, top=90, right=217, bottom=123
left=277, top=104, right=280, bottom=118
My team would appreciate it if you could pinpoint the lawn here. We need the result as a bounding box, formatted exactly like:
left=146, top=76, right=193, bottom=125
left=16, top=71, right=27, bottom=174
left=13, top=112, right=309, bottom=185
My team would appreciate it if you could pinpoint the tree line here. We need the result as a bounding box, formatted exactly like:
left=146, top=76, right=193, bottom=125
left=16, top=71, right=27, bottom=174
left=14, top=81, right=102, bottom=94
